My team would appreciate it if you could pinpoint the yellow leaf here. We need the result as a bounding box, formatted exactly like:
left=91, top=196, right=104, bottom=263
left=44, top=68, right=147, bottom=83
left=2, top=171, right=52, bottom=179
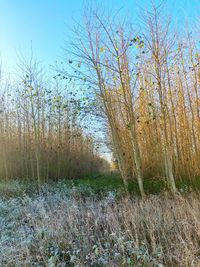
left=100, top=47, right=105, bottom=53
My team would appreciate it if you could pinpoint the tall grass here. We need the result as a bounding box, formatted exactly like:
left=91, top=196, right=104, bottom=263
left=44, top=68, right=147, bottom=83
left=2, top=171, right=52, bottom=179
left=1, top=183, right=200, bottom=266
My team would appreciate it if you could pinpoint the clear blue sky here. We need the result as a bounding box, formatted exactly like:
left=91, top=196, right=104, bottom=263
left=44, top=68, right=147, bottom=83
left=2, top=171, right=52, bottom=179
left=0, top=0, right=199, bottom=72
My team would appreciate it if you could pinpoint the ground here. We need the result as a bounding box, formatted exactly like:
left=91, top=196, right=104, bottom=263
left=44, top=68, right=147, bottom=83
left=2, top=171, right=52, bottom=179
left=0, top=175, right=200, bottom=266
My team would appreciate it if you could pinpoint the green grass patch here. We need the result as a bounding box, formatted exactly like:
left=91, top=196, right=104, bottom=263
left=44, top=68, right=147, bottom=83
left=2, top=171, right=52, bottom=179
left=60, top=173, right=166, bottom=197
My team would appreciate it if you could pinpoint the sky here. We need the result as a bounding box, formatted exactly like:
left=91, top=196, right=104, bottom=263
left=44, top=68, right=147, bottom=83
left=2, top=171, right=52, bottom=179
left=0, top=0, right=199, bottom=73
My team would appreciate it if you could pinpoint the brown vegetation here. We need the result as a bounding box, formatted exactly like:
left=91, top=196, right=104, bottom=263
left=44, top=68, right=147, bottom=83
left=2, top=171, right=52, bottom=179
left=2, top=188, right=200, bottom=266
left=67, top=3, right=200, bottom=195
left=0, top=59, right=106, bottom=185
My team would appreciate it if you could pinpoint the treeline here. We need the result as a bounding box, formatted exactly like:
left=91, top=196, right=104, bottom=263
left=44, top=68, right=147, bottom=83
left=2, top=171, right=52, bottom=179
left=0, top=60, right=108, bottom=186
left=67, top=3, right=200, bottom=196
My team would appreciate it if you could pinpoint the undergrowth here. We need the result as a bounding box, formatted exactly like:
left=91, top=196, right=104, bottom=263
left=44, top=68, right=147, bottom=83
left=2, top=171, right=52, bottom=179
left=1, top=176, right=200, bottom=266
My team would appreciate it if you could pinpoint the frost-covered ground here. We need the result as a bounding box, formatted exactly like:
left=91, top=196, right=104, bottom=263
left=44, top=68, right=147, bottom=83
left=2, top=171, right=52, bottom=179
left=1, top=181, right=200, bottom=266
